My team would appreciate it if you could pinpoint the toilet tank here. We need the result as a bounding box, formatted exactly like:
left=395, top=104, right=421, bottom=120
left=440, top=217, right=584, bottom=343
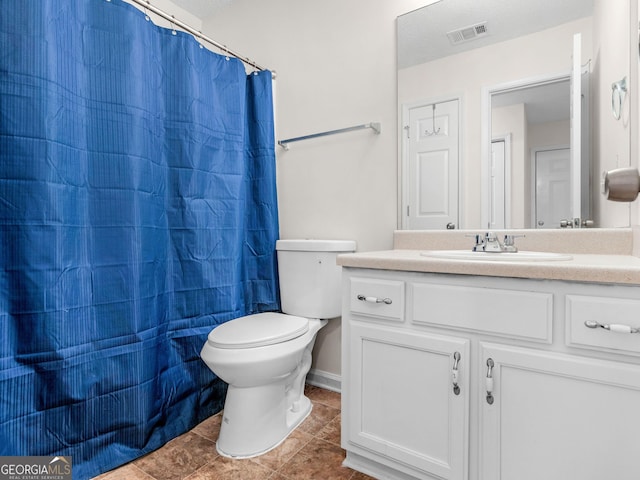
left=276, top=239, right=356, bottom=319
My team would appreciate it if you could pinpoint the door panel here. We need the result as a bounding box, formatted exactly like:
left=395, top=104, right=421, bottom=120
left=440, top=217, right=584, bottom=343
left=481, top=343, right=640, bottom=480
left=570, top=33, right=582, bottom=222
left=348, top=323, right=469, bottom=479
left=404, top=99, right=459, bottom=229
left=490, top=140, right=506, bottom=229
left=534, top=148, right=570, bottom=228
left=418, top=149, right=450, bottom=216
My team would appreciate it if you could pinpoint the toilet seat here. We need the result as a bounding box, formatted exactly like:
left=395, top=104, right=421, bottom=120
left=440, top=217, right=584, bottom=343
left=207, top=312, right=309, bottom=349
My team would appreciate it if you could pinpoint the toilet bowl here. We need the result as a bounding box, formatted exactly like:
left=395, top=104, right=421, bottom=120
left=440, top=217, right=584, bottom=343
left=201, top=313, right=326, bottom=458
left=200, top=239, right=356, bottom=458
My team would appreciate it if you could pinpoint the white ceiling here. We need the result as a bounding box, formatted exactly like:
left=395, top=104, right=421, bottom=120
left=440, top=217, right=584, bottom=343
left=398, top=0, right=594, bottom=69
left=492, top=79, right=571, bottom=124
left=171, top=0, right=230, bottom=18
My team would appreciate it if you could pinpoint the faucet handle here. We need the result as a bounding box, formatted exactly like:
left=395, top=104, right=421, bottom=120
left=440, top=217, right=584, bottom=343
left=465, top=233, right=486, bottom=251
left=560, top=219, right=576, bottom=228
left=503, top=234, right=525, bottom=249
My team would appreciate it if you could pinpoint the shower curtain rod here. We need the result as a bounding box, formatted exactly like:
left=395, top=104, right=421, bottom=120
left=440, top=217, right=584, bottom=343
left=128, top=0, right=268, bottom=73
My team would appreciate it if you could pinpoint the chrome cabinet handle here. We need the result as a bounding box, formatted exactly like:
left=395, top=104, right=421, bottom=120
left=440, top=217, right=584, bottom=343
left=485, top=358, right=495, bottom=405
left=584, top=320, right=639, bottom=334
left=452, top=351, right=461, bottom=395
left=357, top=295, right=392, bottom=305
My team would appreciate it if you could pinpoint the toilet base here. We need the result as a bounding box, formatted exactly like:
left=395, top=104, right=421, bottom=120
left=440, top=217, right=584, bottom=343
left=206, top=318, right=327, bottom=458
left=216, top=383, right=312, bottom=459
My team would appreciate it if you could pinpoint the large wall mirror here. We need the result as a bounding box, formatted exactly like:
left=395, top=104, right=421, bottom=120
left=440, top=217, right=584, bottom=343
left=398, top=0, right=633, bottom=230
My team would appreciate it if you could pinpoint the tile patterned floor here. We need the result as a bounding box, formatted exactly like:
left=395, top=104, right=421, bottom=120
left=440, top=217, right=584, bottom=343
left=93, top=385, right=375, bottom=480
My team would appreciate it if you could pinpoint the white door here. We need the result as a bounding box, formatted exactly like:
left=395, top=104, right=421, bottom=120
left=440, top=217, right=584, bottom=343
left=533, top=148, right=571, bottom=228
left=480, top=343, right=640, bottom=480
left=348, top=323, right=469, bottom=479
left=570, top=32, right=588, bottom=223
left=403, top=99, right=460, bottom=229
left=490, top=140, right=506, bottom=229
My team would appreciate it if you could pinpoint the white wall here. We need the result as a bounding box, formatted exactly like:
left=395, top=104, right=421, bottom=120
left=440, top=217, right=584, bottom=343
left=592, top=0, right=632, bottom=227
left=200, top=0, right=426, bottom=378
left=203, top=0, right=429, bottom=252
left=635, top=0, right=640, bottom=231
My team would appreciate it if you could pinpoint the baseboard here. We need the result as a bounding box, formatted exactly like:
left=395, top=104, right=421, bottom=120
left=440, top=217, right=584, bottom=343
left=305, top=368, right=341, bottom=393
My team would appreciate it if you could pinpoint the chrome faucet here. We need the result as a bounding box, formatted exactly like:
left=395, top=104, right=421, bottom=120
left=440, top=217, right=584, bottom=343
left=472, top=232, right=523, bottom=253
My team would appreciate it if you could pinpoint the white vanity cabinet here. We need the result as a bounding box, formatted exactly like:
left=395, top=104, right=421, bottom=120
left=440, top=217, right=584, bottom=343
left=341, top=268, right=640, bottom=480
left=344, top=275, right=469, bottom=480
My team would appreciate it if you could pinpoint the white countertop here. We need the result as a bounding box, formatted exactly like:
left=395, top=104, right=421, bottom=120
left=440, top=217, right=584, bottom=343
left=337, top=249, right=640, bottom=285
left=337, top=228, right=640, bottom=285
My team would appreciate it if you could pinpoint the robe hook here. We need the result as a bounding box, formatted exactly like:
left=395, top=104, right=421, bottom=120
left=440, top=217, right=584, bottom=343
left=425, top=103, right=441, bottom=136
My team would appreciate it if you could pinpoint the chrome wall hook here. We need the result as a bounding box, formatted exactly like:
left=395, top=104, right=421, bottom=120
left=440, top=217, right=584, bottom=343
left=424, top=104, right=441, bottom=136
left=611, top=77, right=627, bottom=120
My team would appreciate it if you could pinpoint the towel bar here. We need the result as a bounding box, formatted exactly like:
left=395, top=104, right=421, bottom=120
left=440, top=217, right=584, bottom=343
left=278, top=122, right=381, bottom=150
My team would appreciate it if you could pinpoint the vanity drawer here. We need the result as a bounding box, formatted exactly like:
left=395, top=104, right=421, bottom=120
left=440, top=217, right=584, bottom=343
left=566, top=295, right=640, bottom=355
left=411, top=283, right=553, bottom=342
left=350, top=277, right=405, bottom=321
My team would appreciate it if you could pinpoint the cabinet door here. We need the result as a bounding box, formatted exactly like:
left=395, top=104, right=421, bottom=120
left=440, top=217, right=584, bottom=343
left=347, top=323, right=469, bottom=480
left=480, top=343, right=640, bottom=480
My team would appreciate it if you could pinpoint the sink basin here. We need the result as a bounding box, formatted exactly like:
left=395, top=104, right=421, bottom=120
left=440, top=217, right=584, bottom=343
left=420, top=250, right=573, bottom=262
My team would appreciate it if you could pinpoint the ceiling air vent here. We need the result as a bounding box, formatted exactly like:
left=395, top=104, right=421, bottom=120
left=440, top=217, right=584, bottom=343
left=446, top=22, right=488, bottom=45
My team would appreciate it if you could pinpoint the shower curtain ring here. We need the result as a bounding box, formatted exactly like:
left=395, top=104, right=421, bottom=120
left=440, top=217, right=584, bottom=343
left=170, top=15, right=177, bottom=35
left=143, top=1, right=151, bottom=21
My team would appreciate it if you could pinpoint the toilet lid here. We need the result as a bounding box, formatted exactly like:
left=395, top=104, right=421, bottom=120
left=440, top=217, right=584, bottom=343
left=207, top=312, right=309, bottom=349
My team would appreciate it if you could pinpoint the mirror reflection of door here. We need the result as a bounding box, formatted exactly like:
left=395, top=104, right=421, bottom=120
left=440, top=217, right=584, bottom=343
left=489, top=76, right=571, bottom=228
left=533, top=147, right=571, bottom=228
left=490, top=138, right=507, bottom=229
left=403, top=99, right=460, bottom=230
left=485, top=33, right=589, bottom=229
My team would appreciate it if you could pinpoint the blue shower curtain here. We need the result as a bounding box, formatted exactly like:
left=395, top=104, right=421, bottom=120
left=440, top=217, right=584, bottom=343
left=0, top=1, right=279, bottom=478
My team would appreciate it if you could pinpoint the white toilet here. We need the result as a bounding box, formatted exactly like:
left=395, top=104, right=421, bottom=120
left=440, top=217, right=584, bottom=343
left=200, top=239, right=356, bottom=458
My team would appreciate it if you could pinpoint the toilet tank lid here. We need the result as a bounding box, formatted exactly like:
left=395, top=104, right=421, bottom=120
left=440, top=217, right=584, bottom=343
left=207, top=312, right=309, bottom=349
left=276, top=239, right=356, bottom=252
